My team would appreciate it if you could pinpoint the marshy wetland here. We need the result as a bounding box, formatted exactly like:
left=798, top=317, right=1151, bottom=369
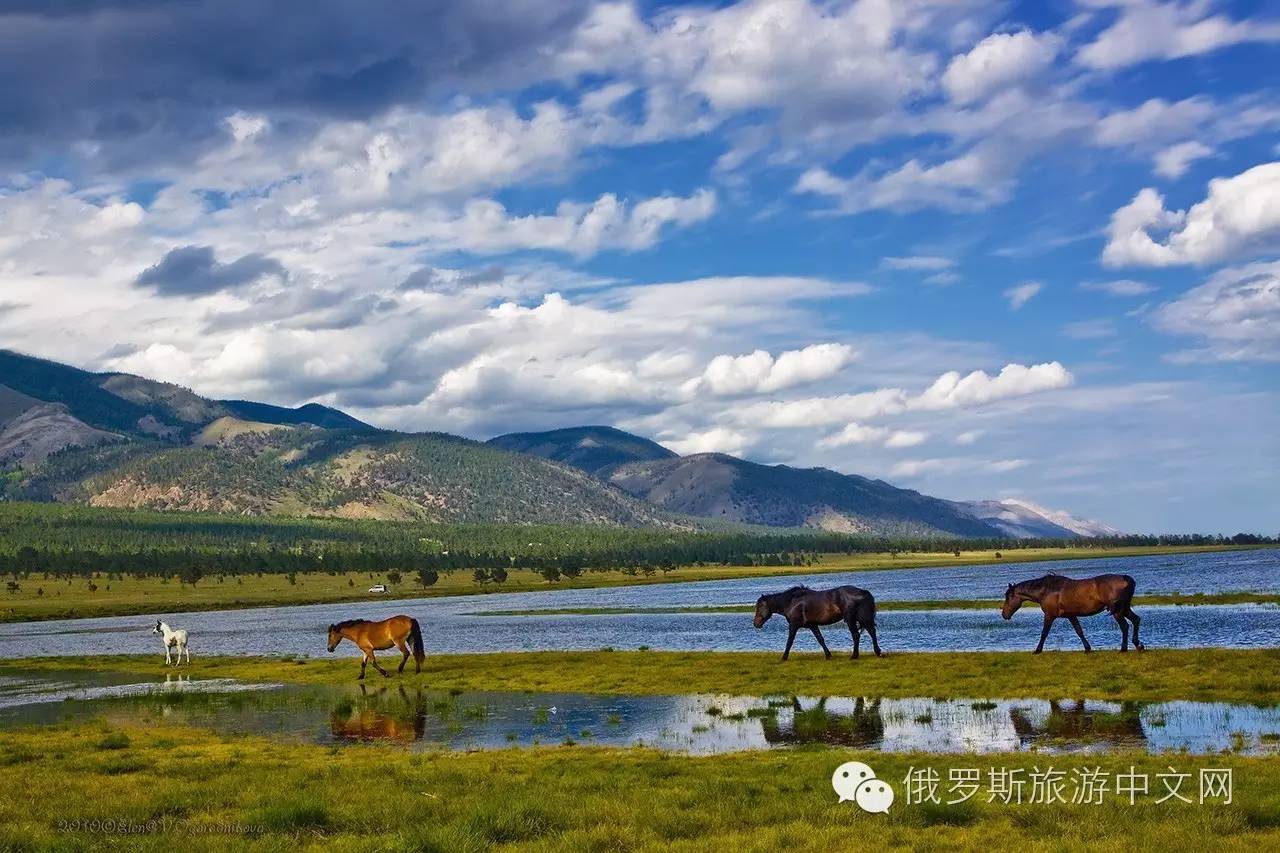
left=2, top=548, right=1279, bottom=850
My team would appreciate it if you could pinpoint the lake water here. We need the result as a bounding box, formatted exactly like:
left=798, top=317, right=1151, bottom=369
left=0, top=549, right=1276, bottom=659
left=1, top=670, right=1277, bottom=756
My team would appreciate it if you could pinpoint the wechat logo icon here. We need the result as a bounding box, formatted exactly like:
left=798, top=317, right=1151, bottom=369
left=832, top=761, right=894, bottom=814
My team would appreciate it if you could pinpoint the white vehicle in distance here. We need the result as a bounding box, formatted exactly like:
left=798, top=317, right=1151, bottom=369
left=368, top=583, right=388, bottom=593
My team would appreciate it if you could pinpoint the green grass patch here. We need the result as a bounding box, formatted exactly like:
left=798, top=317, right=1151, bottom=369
left=0, top=722, right=1277, bottom=851
left=7, top=648, right=1280, bottom=704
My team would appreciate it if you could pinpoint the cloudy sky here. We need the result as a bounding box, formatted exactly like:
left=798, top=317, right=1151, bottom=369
left=1, top=0, right=1277, bottom=533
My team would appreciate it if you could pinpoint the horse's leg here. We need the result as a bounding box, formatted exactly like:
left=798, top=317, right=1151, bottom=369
left=1034, top=614, right=1054, bottom=654
left=864, top=620, right=883, bottom=657
left=165, top=643, right=172, bottom=666
left=1112, top=610, right=1130, bottom=651
left=395, top=638, right=410, bottom=674
left=810, top=627, right=832, bottom=659
left=368, top=649, right=390, bottom=678
left=1127, top=609, right=1144, bottom=651
left=846, top=617, right=860, bottom=659
left=358, top=652, right=368, bottom=680
left=782, top=623, right=799, bottom=661
left=1067, top=616, right=1092, bottom=652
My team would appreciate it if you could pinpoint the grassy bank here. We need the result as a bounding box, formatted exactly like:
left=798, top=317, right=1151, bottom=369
left=475, top=591, right=1280, bottom=617
left=0, top=721, right=1277, bottom=852
left=1, top=544, right=1262, bottom=624
left=9, top=648, right=1280, bottom=704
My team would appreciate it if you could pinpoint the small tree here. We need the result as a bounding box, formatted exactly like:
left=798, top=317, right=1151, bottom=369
left=387, top=570, right=403, bottom=586
left=179, top=565, right=203, bottom=587
left=417, top=568, right=439, bottom=589
left=489, top=566, right=508, bottom=585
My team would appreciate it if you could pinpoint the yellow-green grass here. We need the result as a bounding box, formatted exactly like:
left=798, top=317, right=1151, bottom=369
left=8, top=649, right=1280, bottom=704
left=1, top=544, right=1262, bottom=624
left=474, top=591, right=1280, bottom=617
left=0, top=721, right=1277, bottom=852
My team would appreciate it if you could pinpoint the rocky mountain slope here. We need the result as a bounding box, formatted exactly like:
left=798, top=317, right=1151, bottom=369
left=3, top=350, right=1116, bottom=536
left=492, top=427, right=1119, bottom=538
left=0, top=351, right=674, bottom=527
left=488, top=426, right=677, bottom=477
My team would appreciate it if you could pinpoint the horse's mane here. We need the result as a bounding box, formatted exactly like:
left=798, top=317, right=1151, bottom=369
left=761, top=585, right=812, bottom=606
left=331, top=618, right=369, bottom=630
left=1012, top=573, right=1068, bottom=595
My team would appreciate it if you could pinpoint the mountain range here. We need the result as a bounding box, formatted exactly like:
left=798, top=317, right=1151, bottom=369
left=0, top=349, right=1117, bottom=537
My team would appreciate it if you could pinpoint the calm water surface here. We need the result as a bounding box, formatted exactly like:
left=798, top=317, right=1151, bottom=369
left=1, top=670, right=1277, bottom=756
left=0, top=549, right=1275, bottom=658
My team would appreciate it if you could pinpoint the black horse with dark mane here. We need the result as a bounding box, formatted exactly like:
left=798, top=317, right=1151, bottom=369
left=753, top=585, right=882, bottom=660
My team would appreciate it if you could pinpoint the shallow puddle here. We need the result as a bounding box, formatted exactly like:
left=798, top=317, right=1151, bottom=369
left=0, top=671, right=279, bottom=710
left=2, top=669, right=1278, bottom=756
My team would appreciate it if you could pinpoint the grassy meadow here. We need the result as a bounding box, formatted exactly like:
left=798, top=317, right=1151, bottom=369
left=0, top=544, right=1260, bottom=623
left=1, top=721, right=1277, bottom=852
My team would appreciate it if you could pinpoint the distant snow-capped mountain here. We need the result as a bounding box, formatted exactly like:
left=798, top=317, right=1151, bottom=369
left=954, top=498, right=1122, bottom=539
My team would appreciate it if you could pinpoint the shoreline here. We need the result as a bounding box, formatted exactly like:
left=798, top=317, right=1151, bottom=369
left=470, top=590, right=1280, bottom=617
left=4, top=648, right=1278, bottom=704
left=0, top=543, right=1265, bottom=625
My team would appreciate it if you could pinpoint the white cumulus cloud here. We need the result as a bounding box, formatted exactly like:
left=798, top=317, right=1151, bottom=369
left=942, top=30, right=1060, bottom=105
left=696, top=343, right=856, bottom=396
left=1151, top=262, right=1280, bottom=362
left=1102, top=162, right=1280, bottom=266
left=1076, top=0, right=1280, bottom=70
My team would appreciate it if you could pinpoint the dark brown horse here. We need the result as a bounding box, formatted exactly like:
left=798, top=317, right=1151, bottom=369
left=326, top=615, right=425, bottom=678
left=1002, top=573, right=1144, bottom=653
left=754, top=585, right=882, bottom=660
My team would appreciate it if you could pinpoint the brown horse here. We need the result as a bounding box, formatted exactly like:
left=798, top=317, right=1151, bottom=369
left=1001, top=573, right=1144, bottom=653
left=326, top=615, right=425, bottom=678
left=754, top=585, right=882, bottom=660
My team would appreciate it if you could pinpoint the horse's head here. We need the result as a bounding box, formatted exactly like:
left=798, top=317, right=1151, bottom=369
left=152, top=620, right=163, bottom=634
left=753, top=596, right=772, bottom=628
left=1001, top=584, right=1023, bottom=620
left=326, top=624, right=342, bottom=652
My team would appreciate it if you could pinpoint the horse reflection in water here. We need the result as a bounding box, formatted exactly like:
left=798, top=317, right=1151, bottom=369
left=760, top=697, right=885, bottom=747
left=329, top=685, right=428, bottom=743
left=1009, top=699, right=1147, bottom=750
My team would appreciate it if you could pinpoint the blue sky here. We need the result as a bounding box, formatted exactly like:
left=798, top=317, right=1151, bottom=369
left=0, top=0, right=1277, bottom=533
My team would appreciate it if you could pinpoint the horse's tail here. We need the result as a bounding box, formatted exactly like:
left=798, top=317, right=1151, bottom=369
left=1120, top=574, right=1137, bottom=604
left=856, top=590, right=876, bottom=628
left=408, top=618, right=425, bottom=668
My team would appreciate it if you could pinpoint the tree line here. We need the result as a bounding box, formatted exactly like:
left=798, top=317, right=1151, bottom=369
left=0, top=501, right=1272, bottom=582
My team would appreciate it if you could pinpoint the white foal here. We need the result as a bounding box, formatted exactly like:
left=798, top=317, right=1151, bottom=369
left=153, top=620, right=190, bottom=666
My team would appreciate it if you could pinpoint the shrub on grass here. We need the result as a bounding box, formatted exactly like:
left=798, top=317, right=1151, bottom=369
left=464, top=802, right=563, bottom=844
left=254, top=799, right=331, bottom=832
left=95, top=732, right=130, bottom=750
